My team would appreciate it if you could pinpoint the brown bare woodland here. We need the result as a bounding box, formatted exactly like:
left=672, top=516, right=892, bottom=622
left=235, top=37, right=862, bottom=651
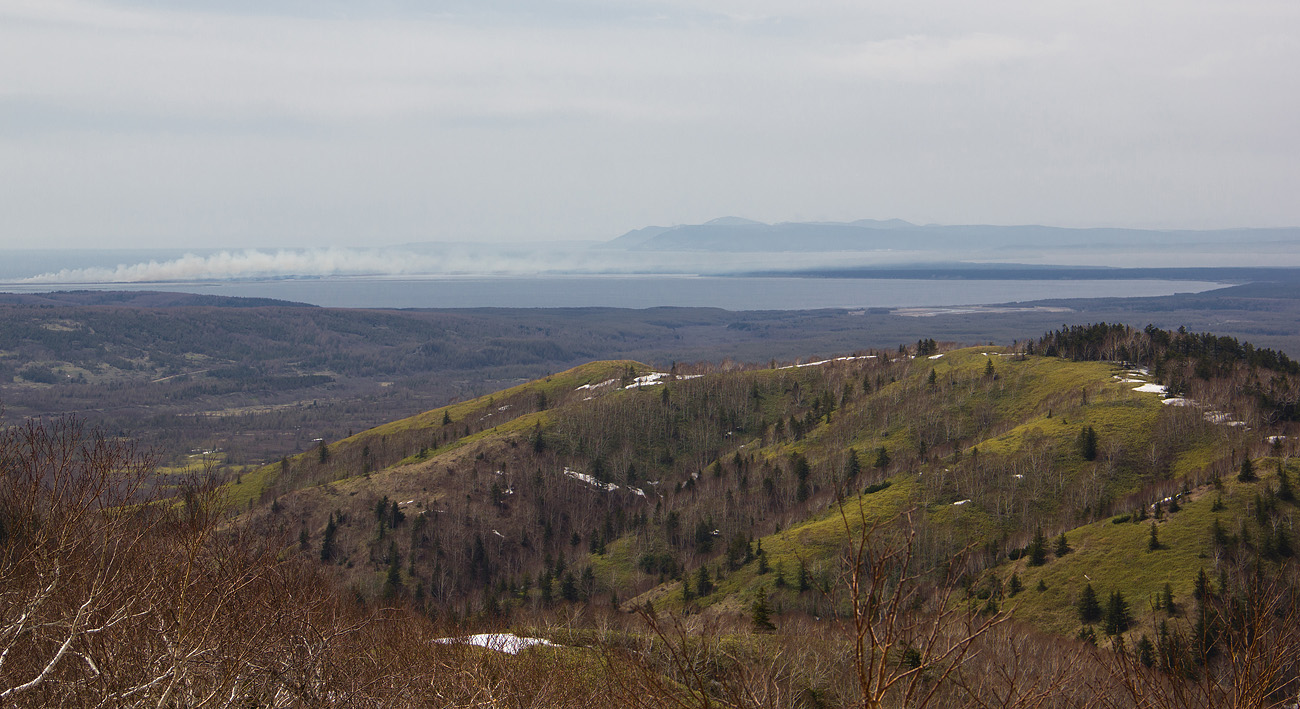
left=0, top=417, right=611, bottom=706
left=4, top=416, right=1298, bottom=707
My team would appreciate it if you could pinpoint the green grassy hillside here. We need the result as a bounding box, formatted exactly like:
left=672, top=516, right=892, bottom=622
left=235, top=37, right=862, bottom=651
left=226, top=330, right=1296, bottom=641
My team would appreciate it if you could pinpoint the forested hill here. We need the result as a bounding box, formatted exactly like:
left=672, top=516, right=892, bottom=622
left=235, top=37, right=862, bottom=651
left=240, top=326, right=1296, bottom=647
left=6, top=325, right=1298, bottom=706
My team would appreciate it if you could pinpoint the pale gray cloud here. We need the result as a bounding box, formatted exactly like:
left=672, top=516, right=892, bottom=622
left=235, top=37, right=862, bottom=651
left=0, top=0, right=1297, bottom=250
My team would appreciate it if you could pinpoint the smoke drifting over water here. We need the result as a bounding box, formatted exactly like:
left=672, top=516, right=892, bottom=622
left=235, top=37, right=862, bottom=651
left=18, top=246, right=630, bottom=284
left=14, top=246, right=932, bottom=284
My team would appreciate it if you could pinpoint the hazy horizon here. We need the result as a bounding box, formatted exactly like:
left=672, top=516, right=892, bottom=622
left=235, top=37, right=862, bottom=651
left=3, top=1, right=1298, bottom=251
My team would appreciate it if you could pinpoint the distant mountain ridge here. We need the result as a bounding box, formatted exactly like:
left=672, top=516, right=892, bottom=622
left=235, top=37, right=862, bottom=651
left=608, top=218, right=1300, bottom=253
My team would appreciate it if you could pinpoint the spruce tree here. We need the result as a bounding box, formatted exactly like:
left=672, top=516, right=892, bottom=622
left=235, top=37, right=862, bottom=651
left=382, top=548, right=402, bottom=600
left=847, top=449, right=862, bottom=480
left=1148, top=521, right=1161, bottom=551
left=1007, top=573, right=1023, bottom=597
left=1193, top=568, right=1210, bottom=602
left=1278, top=463, right=1295, bottom=502
left=1238, top=458, right=1257, bottom=483
left=752, top=586, right=776, bottom=631
left=1077, top=583, right=1102, bottom=624
left=1055, top=532, right=1071, bottom=557
left=320, top=513, right=337, bottom=562
left=1078, top=426, right=1098, bottom=461
left=695, top=567, right=713, bottom=597
left=1137, top=634, right=1155, bottom=667
left=874, top=446, right=890, bottom=470
left=1104, top=590, right=1132, bottom=635
left=1027, top=527, right=1048, bottom=567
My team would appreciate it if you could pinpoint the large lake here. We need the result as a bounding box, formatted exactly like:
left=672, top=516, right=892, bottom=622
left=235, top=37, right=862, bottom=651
left=0, top=275, right=1227, bottom=310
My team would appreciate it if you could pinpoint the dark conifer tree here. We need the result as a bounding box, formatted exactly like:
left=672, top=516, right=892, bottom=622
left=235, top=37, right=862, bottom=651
left=752, top=586, right=776, bottom=631
left=1027, top=527, right=1048, bottom=567
left=1077, top=426, right=1098, bottom=461
left=874, top=446, right=890, bottom=470
left=320, top=513, right=338, bottom=562
left=1193, top=568, right=1210, bottom=602
left=1055, top=532, right=1071, bottom=557
left=1104, top=590, right=1132, bottom=635
left=1077, top=583, right=1102, bottom=624
left=1238, top=457, right=1257, bottom=482
left=1278, top=462, right=1295, bottom=502
left=695, top=567, right=713, bottom=597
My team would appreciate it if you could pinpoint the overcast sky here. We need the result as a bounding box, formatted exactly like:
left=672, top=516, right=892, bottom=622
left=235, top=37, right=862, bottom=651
left=2, top=0, right=1298, bottom=250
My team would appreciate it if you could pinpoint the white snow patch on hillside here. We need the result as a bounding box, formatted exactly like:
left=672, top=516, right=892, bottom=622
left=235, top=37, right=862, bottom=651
left=625, top=373, right=669, bottom=388
left=1155, top=396, right=1246, bottom=428
left=777, top=355, right=871, bottom=370
left=929, top=354, right=944, bottom=360
left=953, top=499, right=971, bottom=506
left=576, top=378, right=617, bottom=391
left=434, top=633, right=559, bottom=654
left=563, top=467, right=619, bottom=492
left=1132, top=383, right=1168, bottom=394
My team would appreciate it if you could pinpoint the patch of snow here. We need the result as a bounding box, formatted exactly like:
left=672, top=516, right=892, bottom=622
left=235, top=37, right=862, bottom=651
left=576, top=378, right=618, bottom=391
left=1132, top=383, right=1167, bottom=394
left=625, top=372, right=669, bottom=389
left=1267, top=435, right=1287, bottom=444
left=953, top=499, right=971, bottom=506
left=778, top=359, right=829, bottom=370
left=630, top=487, right=646, bottom=497
left=563, top=467, right=619, bottom=492
left=1012, top=474, right=1024, bottom=480
left=1161, top=397, right=1193, bottom=406
left=491, top=529, right=505, bottom=539
left=679, top=374, right=703, bottom=380
left=433, top=633, right=559, bottom=654
left=582, top=396, right=594, bottom=401
left=928, top=354, right=944, bottom=360
left=1117, top=377, right=1147, bottom=384
left=401, top=499, right=415, bottom=505
left=498, top=405, right=511, bottom=412
left=776, top=355, right=870, bottom=370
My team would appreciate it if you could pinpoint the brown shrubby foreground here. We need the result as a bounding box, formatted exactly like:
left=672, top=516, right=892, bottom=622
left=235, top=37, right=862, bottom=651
left=0, top=417, right=605, bottom=706
left=2, top=417, right=1298, bottom=707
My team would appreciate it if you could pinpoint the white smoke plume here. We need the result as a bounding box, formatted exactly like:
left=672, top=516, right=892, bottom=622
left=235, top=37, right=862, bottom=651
left=18, top=246, right=625, bottom=283
left=15, top=245, right=924, bottom=284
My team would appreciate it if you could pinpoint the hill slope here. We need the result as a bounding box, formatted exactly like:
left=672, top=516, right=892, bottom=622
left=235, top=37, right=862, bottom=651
left=237, top=326, right=1295, bottom=641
